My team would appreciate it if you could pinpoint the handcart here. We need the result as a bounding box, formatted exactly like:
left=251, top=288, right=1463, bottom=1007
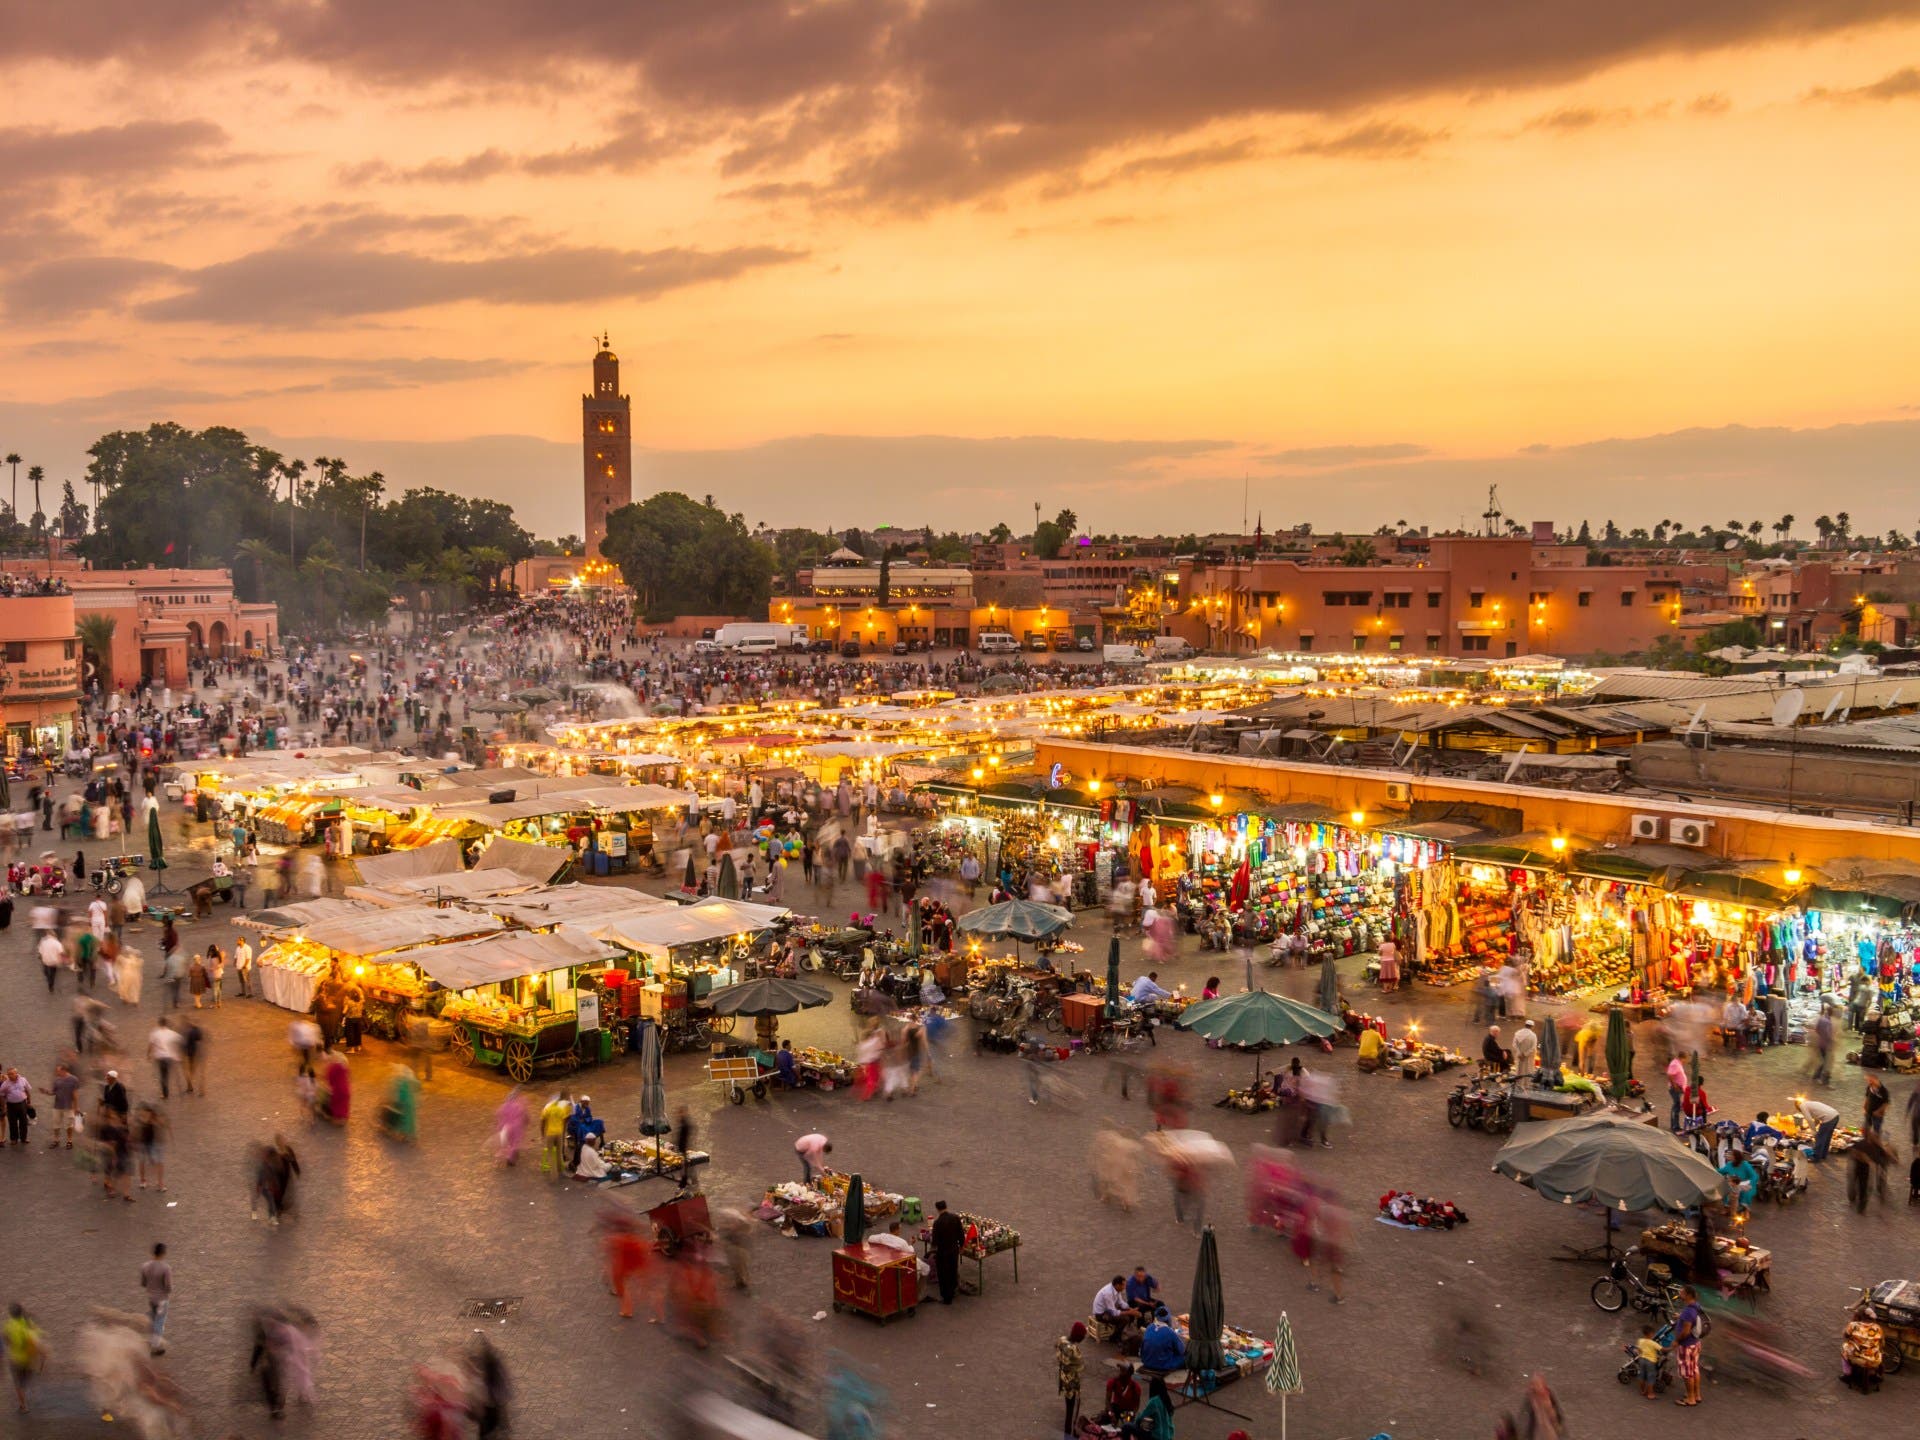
left=1853, top=1280, right=1920, bottom=1374
left=709, top=1051, right=775, bottom=1105
left=647, top=1191, right=712, bottom=1257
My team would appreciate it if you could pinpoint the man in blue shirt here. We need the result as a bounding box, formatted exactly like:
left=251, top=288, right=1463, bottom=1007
left=775, top=1040, right=799, bottom=1089
left=1744, top=1111, right=1785, bottom=1152
left=1128, top=972, right=1173, bottom=1004
left=1123, top=1266, right=1159, bottom=1319
left=1138, top=1307, right=1186, bottom=1372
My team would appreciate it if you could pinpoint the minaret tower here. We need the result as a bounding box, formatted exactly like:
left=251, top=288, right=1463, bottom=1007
left=582, top=333, right=632, bottom=559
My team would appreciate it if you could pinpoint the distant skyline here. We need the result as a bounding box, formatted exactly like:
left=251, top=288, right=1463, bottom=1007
left=3, top=3, right=1920, bottom=538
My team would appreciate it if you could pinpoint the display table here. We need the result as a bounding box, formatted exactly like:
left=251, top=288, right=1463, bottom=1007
left=1639, top=1223, right=1772, bottom=1298
left=1511, top=1085, right=1600, bottom=1123
left=256, top=961, right=320, bottom=1012
left=831, top=1243, right=918, bottom=1323
left=916, top=1211, right=1020, bottom=1293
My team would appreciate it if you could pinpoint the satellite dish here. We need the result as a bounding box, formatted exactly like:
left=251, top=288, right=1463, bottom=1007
left=1770, top=690, right=1806, bottom=729
left=1684, top=703, right=1706, bottom=735
left=1837, top=707, right=1851, bottom=724
left=1821, top=692, right=1842, bottom=721
left=1502, top=744, right=1531, bottom=784
left=1722, top=538, right=1741, bottom=551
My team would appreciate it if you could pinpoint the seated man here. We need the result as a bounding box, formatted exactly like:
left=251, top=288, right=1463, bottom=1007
left=1128, top=972, right=1173, bottom=1005
left=1744, top=1111, right=1786, bottom=1152
left=1138, top=1307, right=1187, bottom=1373
left=1123, top=1265, right=1160, bottom=1323
left=572, top=1132, right=611, bottom=1180
left=1720, top=996, right=1748, bottom=1050
left=866, top=1220, right=930, bottom=1278
left=1356, top=1026, right=1387, bottom=1072
left=775, top=1040, right=799, bottom=1089
left=1099, top=1361, right=1142, bottom=1424
left=1091, top=1275, right=1141, bottom=1339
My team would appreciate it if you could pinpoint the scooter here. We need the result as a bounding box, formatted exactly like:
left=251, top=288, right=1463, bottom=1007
left=1446, top=1077, right=1514, bottom=1133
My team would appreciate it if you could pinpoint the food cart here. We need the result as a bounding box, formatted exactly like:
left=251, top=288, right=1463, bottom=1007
left=417, top=928, right=623, bottom=1082
left=245, top=903, right=506, bottom=1016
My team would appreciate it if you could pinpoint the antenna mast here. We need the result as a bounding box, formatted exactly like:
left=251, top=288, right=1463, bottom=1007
left=1481, top=484, right=1504, bottom=538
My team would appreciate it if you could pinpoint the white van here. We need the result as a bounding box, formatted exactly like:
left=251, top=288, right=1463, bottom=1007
left=977, top=631, right=1020, bottom=654
left=732, top=636, right=779, bottom=656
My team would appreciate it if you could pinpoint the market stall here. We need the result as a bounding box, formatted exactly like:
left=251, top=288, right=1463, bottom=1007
left=914, top=1210, right=1020, bottom=1292
left=422, top=927, right=622, bottom=1080
left=249, top=904, right=506, bottom=1015
left=759, top=1169, right=903, bottom=1238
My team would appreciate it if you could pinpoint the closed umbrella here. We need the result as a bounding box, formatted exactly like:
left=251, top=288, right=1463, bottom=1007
left=1537, top=1014, right=1562, bottom=1088
left=843, top=1172, right=867, bottom=1247
left=1175, top=990, right=1341, bottom=1085
left=146, top=803, right=170, bottom=892
left=682, top=850, right=697, bottom=892
left=1315, top=956, right=1339, bottom=1018
left=1267, top=1310, right=1303, bottom=1439
left=1604, top=1007, right=1634, bottom=1099
left=1187, top=1224, right=1226, bottom=1378
left=717, top=852, right=739, bottom=900
left=637, top=1020, right=668, bottom=1168
left=907, top=899, right=921, bottom=960
left=1104, top=936, right=1122, bottom=1021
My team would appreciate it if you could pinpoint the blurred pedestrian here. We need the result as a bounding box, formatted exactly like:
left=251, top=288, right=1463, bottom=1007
left=5, top=1303, right=45, bottom=1413
left=494, top=1089, right=530, bottom=1166
left=467, top=1336, right=510, bottom=1440
left=139, top=1243, right=171, bottom=1355
left=133, top=1101, right=168, bottom=1192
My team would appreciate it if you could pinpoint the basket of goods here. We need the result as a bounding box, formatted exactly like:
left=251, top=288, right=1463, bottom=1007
left=1378, top=1190, right=1470, bottom=1230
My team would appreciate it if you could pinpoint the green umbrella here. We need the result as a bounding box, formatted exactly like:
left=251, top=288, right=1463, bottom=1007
left=955, top=899, right=1073, bottom=942
left=843, top=1172, right=867, bottom=1247
left=1104, top=936, right=1121, bottom=1021
left=1315, top=956, right=1339, bottom=1018
left=1267, top=1310, right=1303, bottom=1439
left=1187, top=1224, right=1226, bottom=1378
left=1175, top=989, right=1341, bottom=1085
left=1492, top=1113, right=1728, bottom=1212
left=1604, top=1006, right=1634, bottom=1099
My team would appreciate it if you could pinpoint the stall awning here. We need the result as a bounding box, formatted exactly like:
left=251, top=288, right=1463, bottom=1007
left=1804, top=856, right=1920, bottom=918
left=233, top=898, right=381, bottom=932
left=591, top=898, right=790, bottom=952
left=1669, top=862, right=1797, bottom=910
left=345, top=870, right=548, bottom=907
left=1571, top=843, right=1703, bottom=888
left=580, top=783, right=688, bottom=812
left=472, top=836, right=573, bottom=883
left=290, top=906, right=506, bottom=956
left=1452, top=830, right=1599, bottom=870
left=1376, top=819, right=1498, bottom=845
left=480, top=884, right=675, bottom=930
left=350, top=838, right=465, bottom=886
left=412, top=927, right=616, bottom=991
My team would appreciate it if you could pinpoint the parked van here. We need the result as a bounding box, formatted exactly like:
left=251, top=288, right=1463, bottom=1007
left=1103, top=643, right=1146, bottom=664
left=733, top=636, right=779, bottom=655
left=1152, top=636, right=1197, bottom=660
left=977, top=631, right=1020, bottom=654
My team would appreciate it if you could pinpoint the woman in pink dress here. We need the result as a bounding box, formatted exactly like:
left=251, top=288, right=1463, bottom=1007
left=321, top=1052, right=351, bottom=1124
left=1377, top=938, right=1400, bottom=991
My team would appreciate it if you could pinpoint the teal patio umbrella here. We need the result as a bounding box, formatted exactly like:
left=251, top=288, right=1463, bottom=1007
left=843, top=1172, right=868, bottom=1247
left=1175, top=989, right=1341, bottom=1085
left=955, top=899, right=1073, bottom=943
left=1604, top=1007, right=1634, bottom=1099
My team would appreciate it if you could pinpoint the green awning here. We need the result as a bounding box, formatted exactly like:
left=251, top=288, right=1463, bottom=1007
left=1452, top=830, right=1598, bottom=871
left=1570, top=843, right=1701, bottom=888
left=1670, top=864, right=1797, bottom=910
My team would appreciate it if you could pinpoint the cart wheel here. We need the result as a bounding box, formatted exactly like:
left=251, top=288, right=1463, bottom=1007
left=504, top=1040, right=534, bottom=1083
left=1042, top=1010, right=1063, bottom=1035
left=730, top=1084, right=746, bottom=1105
left=752, top=1080, right=768, bottom=1100
left=709, top=1015, right=737, bottom=1036
left=449, top=1029, right=475, bottom=1064
left=1885, top=1348, right=1904, bottom=1375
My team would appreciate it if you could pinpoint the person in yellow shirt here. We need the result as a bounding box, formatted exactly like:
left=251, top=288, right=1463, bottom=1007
left=1574, top=1020, right=1603, bottom=1075
left=1356, top=1027, right=1386, bottom=1072
left=1634, top=1323, right=1665, bottom=1398
left=539, top=1091, right=574, bottom=1180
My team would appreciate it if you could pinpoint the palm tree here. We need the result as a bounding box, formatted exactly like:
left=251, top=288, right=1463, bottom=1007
left=1776, top=514, right=1794, bottom=544
left=299, top=548, right=346, bottom=633
left=1814, top=516, right=1834, bottom=547
left=1338, top=538, right=1378, bottom=566
left=4, top=452, right=17, bottom=517
left=1747, top=520, right=1763, bottom=541
left=27, top=465, right=43, bottom=534
left=75, top=613, right=117, bottom=692
left=1836, top=512, right=1852, bottom=547
left=235, top=538, right=278, bottom=603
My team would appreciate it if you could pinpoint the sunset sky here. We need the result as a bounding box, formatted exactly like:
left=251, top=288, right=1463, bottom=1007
left=4, top=2, right=1920, bottom=541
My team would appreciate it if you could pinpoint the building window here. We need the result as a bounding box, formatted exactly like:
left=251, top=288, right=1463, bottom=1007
left=1298, top=634, right=1314, bottom=651
left=1577, top=591, right=1592, bottom=607
left=1321, top=591, right=1371, bottom=606
left=1469, top=591, right=1484, bottom=608
left=1506, top=641, right=1518, bottom=657
left=1426, top=634, right=1442, bottom=653
left=1620, top=590, right=1636, bottom=607
left=1382, top=592, right=1410, bottom=608
left=63, top=640, right=76, bottom=659
left=2, top=642, right=24, bottom=662
left=1351, top=635, right=1368, bottom=651
left=1427, top=592, right=1442, bottom=608
left=1460, top=634, right=1489, bottom=652
left=1388, top=633, right=1404, bottom=651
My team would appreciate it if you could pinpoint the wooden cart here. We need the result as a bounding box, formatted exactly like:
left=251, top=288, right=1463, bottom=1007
left=709, top=1052, right=774, bottom=1105
left=447, top=1014, right=580, bottom=1083
left=831, top=1242, right=918, bottom=1323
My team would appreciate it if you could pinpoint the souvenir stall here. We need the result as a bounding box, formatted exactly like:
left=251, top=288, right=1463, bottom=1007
left=1651, top=864, right=1804, bottom=1001
left=588, top=898, right=790, bottom=1043
left=1380, top=821, right=1490, bottom=984
left=758, top=1169, right=904, bottom=1238
left=1177, top=805, right=1399, bottom=958
left=1802, top=863, right=1920, bottom=1008
left=914, top=1210, right=1021, bottom=1291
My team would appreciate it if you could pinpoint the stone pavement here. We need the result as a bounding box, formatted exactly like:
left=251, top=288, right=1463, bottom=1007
left=2, top=839, right=1916, bottom=1439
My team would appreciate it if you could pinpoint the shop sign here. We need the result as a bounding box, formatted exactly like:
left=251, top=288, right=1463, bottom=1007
left=576, top=993, right=601, bottom=1032
left=10, top=664, right=77, bottom=696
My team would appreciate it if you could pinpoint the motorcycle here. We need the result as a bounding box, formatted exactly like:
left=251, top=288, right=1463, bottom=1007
left=90, top=854, right=147, bottom=897
left=1446, top=1077, right=1514, bottom=1134
left=1591, top=1251, right=1682, bottom=1317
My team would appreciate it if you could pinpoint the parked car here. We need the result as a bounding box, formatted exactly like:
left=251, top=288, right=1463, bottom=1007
left=806, top=638, right=835, bottom=653
left=1028, top=634, right=1050, bottom=652
left=839, top=640, right=863, bottom=658
left=1076, top=635, right=1096, bottom=652
left=906, top=638, right=927, bottom=653
left=693, top=639, right=723, bottom=653
left=891, top=640, right=909, bottom=655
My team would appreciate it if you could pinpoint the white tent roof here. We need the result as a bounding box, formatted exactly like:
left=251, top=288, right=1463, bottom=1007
left=351, top=839, right=466, bottom=886
left=285, top=905, right=505, bottom=956
left=411, top=927, right=615, bottom=992
left=472, top=836, right=574, bottom=882
left=478, top=884, right=674, bottom=930
left=590, top=898, right=789, bottom=954
left=344, top=869, right=548, bottom=907
left=233, top=898, right=380, bottom=932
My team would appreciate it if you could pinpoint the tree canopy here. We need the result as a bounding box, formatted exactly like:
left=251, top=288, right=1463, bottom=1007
left=602, top=491, right=774, bottom=621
